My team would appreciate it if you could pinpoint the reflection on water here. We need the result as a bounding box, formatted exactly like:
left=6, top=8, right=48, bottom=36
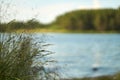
left=34, top=33, right=120, bottom=78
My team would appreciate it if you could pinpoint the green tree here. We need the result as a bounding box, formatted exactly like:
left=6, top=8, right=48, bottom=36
left=25, top=19, right=43, bottom=29
left=54, top=8, right=120, bottom=32
left=7, top=20, right=25, bottom=30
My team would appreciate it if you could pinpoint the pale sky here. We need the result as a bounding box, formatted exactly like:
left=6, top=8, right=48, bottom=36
left=2, top=0, right=120, bottom=24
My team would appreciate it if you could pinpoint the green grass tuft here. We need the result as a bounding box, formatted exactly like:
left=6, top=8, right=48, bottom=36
left=0, top=33, right=59, bottom=80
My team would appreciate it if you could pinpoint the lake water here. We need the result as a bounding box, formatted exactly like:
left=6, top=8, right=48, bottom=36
left=34, top=33, right=120, bottom=78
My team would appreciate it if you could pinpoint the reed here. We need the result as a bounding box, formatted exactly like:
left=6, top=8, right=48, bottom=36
left=0, top=33, right=59, bottom=80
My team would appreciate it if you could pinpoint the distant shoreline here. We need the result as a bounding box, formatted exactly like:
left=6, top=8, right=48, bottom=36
left=12, top=29, right=120, bottom=33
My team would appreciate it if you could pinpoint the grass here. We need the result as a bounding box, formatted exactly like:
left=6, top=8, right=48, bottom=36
left=0, top=33, right=59, bottom=80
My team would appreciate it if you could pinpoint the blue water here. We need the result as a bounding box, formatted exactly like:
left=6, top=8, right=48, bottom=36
left=34, top=33, right=120, bottom=78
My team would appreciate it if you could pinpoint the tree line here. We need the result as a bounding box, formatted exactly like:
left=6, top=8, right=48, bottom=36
left=0, top=8, right=120, bottom=32
left=0, top=19, right=47, bottom=32
left=54, top=8, right=120, bottom=31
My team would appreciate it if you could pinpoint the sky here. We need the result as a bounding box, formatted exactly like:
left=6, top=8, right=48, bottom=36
left=1, top=0, right=120, bottom=24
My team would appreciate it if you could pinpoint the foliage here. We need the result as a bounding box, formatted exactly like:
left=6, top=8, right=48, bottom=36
left=0, top=33, right=59, bottom=80
left=7, top=19, right=45, bottom=30
left=0, top=8, right=120, bottom=32
left=55, top=8, right=120, bottom=31
left=0, top=23, right=7, bottom=32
